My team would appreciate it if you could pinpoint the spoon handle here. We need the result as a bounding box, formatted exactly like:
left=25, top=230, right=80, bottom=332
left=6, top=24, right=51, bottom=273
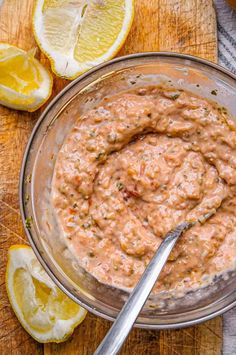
left=94, top=221, right=193, bottom=355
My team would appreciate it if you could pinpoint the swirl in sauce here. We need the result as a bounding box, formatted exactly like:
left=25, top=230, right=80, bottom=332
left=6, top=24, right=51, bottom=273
left=52, top=86, right=236, bottom=293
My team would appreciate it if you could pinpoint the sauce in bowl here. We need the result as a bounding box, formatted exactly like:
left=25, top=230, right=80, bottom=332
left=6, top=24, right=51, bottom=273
left=52, top=86, right=236, bottom=295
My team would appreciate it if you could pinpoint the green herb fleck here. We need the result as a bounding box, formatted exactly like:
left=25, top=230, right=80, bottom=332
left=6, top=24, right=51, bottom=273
left=89, top=130, right=96, bottom=137
left=25, top=217, right=33, bottom=229
left=222, top=107, right=227, bottom=114
left=218, top=106, right=227, bottom=114
left=160, top=184, right=167, bottom=191
left=96, top=151, right=105, bottom=161
left=170, top=94, right=180, bottom=100
left=81, top=3, right=88, bottom=17
left=149, top=304, right=156, bottom=309
left=25, top=194, right=30, bottom=205
left=204, top=107, right=210, bottom=115
left=116, top=182, right=124, bottom=191
left=26, top=174, right=32, bottom=183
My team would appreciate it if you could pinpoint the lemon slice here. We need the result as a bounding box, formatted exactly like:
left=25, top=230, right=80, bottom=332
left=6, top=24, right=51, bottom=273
left=33, top=0, right=134, bottom=79
left=0, top=43, right=52, bottom=112
left=6, top=245, right=87, bottom=343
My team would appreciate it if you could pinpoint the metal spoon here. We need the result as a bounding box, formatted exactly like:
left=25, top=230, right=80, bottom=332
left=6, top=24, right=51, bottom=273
left=94, top=210, right=216, bottom=355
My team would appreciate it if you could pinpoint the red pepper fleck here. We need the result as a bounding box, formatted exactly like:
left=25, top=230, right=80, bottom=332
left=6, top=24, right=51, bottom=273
left=123, top=187, right=140, bottom=200
left=68, top=208, right=76, bottom=215
left=139, top=161, right=146, bottom=176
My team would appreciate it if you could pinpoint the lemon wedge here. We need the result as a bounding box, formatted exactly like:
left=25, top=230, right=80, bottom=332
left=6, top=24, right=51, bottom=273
left=0, top=43, right=52, bottom=112
left=33, top=0, right=134, bottom=79
left=6, top=245, right=87, bottom=343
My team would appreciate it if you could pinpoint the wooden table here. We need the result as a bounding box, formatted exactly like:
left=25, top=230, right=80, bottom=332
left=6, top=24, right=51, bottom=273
left=0, top=0, right=222, bottom=354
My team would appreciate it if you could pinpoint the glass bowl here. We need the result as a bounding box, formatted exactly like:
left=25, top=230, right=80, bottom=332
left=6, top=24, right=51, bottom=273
left=20, top=52, right=236, bottom=329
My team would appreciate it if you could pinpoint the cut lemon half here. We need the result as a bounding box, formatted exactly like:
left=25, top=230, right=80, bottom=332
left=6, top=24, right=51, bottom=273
left=0, top=43, right=52, bottom=112
left=6, top=245, right=87, bottom=343
left=33, top=0, right=134, bottom=79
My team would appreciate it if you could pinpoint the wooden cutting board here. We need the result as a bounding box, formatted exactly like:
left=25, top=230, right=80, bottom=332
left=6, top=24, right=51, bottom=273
left=0, top=1, right=221, bottom=354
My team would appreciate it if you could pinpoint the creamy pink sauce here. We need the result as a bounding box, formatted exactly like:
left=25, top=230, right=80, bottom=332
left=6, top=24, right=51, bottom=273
left=52, top=86, right=236, bottom=294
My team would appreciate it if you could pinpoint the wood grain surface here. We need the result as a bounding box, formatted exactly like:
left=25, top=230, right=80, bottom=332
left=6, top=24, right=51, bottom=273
left=0, top=0, right=221, bottom=354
